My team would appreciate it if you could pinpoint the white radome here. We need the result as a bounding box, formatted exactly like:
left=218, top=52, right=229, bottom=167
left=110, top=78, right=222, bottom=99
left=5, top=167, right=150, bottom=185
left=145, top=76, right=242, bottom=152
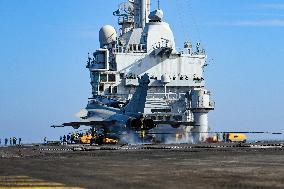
left=99, top=25, right=117, bottom=47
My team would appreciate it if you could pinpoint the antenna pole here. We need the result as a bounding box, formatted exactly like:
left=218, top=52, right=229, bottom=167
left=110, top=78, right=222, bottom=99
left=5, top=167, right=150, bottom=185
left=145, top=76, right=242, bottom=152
left=158, top=0, right=160, bottom=9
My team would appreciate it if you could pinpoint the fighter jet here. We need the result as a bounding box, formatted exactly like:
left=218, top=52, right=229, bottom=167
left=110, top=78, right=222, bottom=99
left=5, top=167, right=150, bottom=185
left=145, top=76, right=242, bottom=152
left=52, top=74, right=193, bottom=140
left=53, top=74, right=151, bottom=133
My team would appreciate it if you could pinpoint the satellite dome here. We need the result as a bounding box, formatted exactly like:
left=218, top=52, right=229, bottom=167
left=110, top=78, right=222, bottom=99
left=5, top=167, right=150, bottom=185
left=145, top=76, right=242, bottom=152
left=99, top=25, right=117, bottom=47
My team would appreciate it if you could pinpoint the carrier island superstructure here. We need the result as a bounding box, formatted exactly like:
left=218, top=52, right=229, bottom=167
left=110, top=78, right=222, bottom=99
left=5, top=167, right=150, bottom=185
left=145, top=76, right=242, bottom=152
left=82, top=0, right=214, bottom=142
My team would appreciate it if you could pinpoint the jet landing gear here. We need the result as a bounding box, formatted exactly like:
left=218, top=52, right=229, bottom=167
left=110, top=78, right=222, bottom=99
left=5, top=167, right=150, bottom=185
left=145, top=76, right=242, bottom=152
left=89, top=126, right=108, bottom=146
left=89, top=126, right=104, bottom=146
left=90, top=126, right=96, bottom=146
left=95, top=134, right=105, bottom=145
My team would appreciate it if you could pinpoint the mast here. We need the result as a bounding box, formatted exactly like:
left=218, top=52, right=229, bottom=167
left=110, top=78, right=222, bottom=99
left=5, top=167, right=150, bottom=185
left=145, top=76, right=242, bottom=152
left=134, top=0, right=150, bottom=29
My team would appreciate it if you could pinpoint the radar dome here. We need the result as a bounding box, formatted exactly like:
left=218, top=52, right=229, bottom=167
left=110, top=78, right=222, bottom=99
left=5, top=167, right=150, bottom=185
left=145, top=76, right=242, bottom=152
left=99, top=25, right=117, bottom=47
left=149, top=9, right=164, bottom=22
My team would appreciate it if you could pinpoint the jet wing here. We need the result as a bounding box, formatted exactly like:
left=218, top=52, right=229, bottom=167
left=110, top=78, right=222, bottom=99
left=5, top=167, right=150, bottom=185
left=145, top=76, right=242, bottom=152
left=51, top=120, right=116, bottom=129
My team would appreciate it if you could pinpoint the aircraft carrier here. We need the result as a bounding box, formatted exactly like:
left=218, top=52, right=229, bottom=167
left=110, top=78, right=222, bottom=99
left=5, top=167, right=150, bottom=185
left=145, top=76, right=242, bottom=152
left=1, top=1, right=283, bottom=189
left=67, top=0, right=215, bottom=143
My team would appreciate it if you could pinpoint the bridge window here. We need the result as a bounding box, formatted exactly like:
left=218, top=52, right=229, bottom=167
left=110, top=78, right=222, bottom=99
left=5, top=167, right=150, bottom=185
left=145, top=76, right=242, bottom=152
left=129, top=44, right=133, bottom=51
left=99, top=84, right=104, bottom=91
left=151, top=109, right=171, bottom=113
left=108, top=74, right=116, bottom=82
left=100, top=74, right=107, bottom=82
left=113, top=86, right=117, bottom=94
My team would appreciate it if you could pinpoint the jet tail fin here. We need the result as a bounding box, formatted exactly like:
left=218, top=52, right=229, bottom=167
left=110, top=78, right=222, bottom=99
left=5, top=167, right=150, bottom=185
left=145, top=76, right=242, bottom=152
left=121, top=74, right=150, bottom=115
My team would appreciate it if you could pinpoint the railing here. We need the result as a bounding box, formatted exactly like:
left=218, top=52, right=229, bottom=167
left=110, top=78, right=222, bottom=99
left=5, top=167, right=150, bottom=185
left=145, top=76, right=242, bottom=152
left=147, top=92, right=186, bottom=101
left=112, top=44, right=147, bottom=54
left=90, top=92, right=187, bottom=104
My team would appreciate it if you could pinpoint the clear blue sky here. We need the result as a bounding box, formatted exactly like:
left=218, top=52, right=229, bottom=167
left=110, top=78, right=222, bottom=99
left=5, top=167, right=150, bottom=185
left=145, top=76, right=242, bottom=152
left=0, top=0, right=283, bottom=142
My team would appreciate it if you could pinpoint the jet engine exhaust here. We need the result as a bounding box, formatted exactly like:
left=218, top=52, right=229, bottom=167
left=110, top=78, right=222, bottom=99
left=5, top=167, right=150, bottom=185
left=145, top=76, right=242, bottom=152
left=126, top=118, right=156, bottom=131
left=127, top=118, right=143, bottom=131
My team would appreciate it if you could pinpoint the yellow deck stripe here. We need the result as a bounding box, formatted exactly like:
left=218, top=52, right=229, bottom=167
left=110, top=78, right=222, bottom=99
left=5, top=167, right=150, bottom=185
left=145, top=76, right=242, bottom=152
left=0, top=176, right=85, bottom=189
left=0, top=179, right=45, bottom=182
left=0, top=177, right=30, bottom=179
left=0, top=182, right=64, bottom=186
